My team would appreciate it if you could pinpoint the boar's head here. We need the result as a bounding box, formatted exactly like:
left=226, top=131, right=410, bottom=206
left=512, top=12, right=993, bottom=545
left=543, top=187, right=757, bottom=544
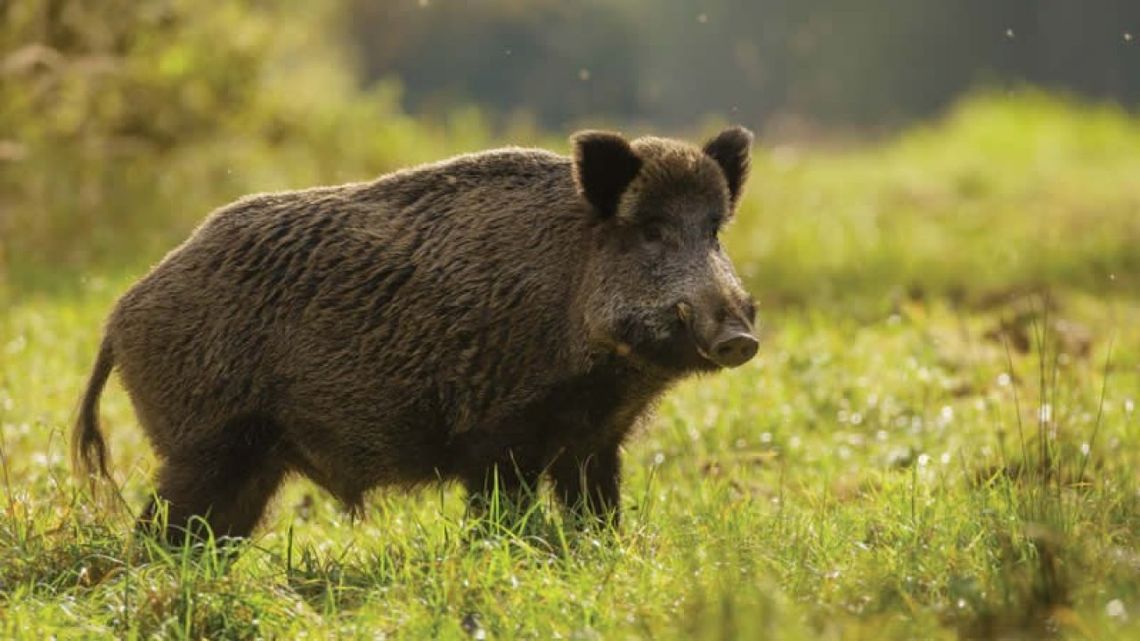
left=573, top=127, right=759, bottom=376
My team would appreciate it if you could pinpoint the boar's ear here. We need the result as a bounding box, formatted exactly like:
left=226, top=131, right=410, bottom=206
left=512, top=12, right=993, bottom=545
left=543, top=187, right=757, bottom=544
left=571, top=130, right=642, bottom=219
left=702, top=126, right=754, bottom=208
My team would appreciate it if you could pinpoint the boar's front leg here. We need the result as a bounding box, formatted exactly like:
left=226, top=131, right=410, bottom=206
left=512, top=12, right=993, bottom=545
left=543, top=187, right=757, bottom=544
left=462, top=453, right=543, bottom=523
left=549, top=442, right=621, bottom=529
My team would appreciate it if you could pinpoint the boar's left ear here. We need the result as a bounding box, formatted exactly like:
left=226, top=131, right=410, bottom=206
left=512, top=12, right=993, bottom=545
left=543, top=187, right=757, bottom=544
left=571, top=130, right=642, bottom=219
left=702, top=126, right=754, bottom=208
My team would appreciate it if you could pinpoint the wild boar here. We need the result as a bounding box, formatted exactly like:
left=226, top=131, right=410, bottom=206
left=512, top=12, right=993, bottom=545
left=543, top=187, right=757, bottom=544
left=73, top=127, right=759, bottom=543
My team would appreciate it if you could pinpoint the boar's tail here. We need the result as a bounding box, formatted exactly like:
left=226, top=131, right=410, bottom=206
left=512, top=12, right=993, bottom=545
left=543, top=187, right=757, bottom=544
left=73, top=336, right=114, bottom=480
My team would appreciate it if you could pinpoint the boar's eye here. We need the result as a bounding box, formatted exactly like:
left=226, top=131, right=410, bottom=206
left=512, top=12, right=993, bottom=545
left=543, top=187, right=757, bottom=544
left=641, top=222, right=665, bottom=245
left=706, top=214, right=724, bottom=242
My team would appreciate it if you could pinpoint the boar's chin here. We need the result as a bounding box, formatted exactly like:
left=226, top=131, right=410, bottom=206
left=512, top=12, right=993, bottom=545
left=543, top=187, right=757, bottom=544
left=634, top=338, right=721, bottom=375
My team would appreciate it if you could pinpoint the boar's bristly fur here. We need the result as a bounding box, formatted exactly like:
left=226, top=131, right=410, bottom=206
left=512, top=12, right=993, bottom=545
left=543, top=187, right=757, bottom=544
left=73, top=129, right=759, bottom=543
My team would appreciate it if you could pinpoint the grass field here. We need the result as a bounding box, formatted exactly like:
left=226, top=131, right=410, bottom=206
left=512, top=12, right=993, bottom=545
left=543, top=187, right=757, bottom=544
left=2, top=95, right=1139, bottom=639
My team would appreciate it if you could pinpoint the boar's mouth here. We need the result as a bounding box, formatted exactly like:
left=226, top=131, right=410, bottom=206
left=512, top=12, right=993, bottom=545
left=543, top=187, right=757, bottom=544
left=675, top=302, right=721, bottom=369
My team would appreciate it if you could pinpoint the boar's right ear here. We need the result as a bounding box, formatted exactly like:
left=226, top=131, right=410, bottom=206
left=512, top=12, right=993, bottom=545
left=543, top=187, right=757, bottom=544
left=702, top=126, right=754, bottom=208
left=571, top=131, right=642, bottom=219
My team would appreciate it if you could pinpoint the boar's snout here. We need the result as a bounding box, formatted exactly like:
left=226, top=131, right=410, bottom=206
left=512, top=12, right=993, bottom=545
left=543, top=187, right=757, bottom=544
left=676, top=299, right=759, bottom=369
left=709, top=330, right=758, bottom=368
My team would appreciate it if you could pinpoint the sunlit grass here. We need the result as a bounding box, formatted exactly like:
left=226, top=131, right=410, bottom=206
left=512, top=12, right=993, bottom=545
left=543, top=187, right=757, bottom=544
left=2, top=272, right=1138, bottom=638
left=3, top=93, right=1140, bottom=639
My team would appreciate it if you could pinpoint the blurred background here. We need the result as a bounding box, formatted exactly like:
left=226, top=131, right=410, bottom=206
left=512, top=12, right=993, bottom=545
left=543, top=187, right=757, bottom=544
left=348, top=0, right=1140, bottom=130
left=2, top=0, right=1138, bottom=307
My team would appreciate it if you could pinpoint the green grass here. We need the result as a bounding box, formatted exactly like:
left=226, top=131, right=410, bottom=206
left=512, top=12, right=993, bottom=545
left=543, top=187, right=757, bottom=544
left=2, top=95, right=1140, bottom=639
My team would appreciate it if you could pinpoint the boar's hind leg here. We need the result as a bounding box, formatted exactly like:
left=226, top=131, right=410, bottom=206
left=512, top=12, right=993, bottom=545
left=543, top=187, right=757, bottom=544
left=549, top=443, right=622, bottom=529
left=137, top=416, right=287, bottom=546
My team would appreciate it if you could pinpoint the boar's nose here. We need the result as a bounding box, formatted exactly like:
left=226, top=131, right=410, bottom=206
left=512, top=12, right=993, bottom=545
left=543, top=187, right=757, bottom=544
left=710, top=332, right=759, bottom=368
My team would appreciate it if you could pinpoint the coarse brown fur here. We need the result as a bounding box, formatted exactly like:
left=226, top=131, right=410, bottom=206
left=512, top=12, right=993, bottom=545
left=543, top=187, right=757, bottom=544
left=73, top=127, right=758, bottom=543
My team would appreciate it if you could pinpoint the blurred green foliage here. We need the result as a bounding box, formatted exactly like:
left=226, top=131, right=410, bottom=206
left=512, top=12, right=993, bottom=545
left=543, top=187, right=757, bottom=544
left=2, top=0, right=1138, bottom=311
left=0, top=0, right=513, bottom=295
left=728, top=92, right=1140, bottom=311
